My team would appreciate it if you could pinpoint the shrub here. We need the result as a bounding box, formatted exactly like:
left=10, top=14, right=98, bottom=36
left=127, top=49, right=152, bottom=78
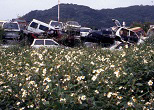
left=0, top=36, right=153, bottom=109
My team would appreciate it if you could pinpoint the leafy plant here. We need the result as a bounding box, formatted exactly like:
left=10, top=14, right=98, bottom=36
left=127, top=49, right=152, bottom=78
left=0, top=36, right=153, bottom=109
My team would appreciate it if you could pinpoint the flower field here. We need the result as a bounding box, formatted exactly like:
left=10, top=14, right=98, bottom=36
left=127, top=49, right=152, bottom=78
left=0, top=37, right=153, bottom=109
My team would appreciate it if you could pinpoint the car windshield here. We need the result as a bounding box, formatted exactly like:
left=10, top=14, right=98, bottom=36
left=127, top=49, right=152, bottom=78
left=67, top=21, right=79, bottom=26
left=80, top=29, right=91, bottom=32
left=3, top=23, right=19, bottom=30
left=50, top=22, right=62, bottom=27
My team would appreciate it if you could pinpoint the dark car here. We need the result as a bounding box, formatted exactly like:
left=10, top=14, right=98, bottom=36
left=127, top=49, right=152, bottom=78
left=84, top=28, right=116, bottom=47
left=2, top=22, right=22, bottom=40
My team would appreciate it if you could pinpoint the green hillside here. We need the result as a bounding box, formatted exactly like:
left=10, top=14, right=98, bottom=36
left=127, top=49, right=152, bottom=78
left=22, top=4, right=154, bottom=28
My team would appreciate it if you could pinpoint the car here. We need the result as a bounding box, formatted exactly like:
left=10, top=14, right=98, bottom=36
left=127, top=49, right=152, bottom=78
left=64, top=21, right=81, bottom=32
left=31, top=39, right=61, bottom=48
left=84, top=28, right=116, bottom=47
left=115, top=27, right=139, bottom=43
left=49, top=20, right=63, bottom=30
left=65, top=21, right=81, bottom=28
left=80, top=27, right=92, bottom=37
left=27, top=19, right=54, bottom=34
left=2, top=21, right=21, bottom=40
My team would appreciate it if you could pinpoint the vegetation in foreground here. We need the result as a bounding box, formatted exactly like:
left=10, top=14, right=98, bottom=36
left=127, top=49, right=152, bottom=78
left=0, top=36, right=153, bottom=110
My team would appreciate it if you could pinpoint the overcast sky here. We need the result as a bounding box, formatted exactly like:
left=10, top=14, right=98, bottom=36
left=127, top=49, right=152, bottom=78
left=0, top=0, right=153, bottom=20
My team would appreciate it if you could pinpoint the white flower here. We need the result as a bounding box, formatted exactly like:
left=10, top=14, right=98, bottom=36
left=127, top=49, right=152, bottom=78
left=29, top=81, right=35, bottom=85
left=60, top=98, right=66, bottom=103
left=148, top=80, right=153, bottom=86
left=50, top=68, right=53, bottom=71
left=116, top=101, right=120, bottom=105
left=121, top=52, right=126, bottom=57
left=81, top=76, right=85, bottom=79
left=107, top=92, right=112, bottom=98
left=56, top=65, right=61, bottom=68
left=114, top=70, right=120, bottom=78
left=16, top=102, right=20, bottom=105
left=90, top=61, right=95, bottom=65
left=132, top=96, right=137, bottom=102
left=119, top=86, right=123, bottom=89
left=42, top=68, right=47, bottom=76
left=91, top=75, right=97, bottom=81
left=22, top=89, right=27, bottom=98
left=44, top=77, right=51, bottom=82
left=19, top=107, right=25, bottom=110
left=117, top=96, right=123, bottom=100
left=77, top=76, right=82, bottom=81
left=70, top=93, right=75, bottom=97
left=127, top=101, right=133, bottom=107
left=110, top=64, right=115, bottom=68
left=35, top=68, right=39, bottom=73
left=92, top=70, right=97, bottom=73
left=80, top=95, right=86, bottom=101
left=95, top=90, right=99, bottom=94
left=143, top=59, right=148, bottom=64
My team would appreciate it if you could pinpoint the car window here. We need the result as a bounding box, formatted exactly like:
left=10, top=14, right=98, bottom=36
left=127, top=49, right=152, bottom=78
left=50, top=22, right=62, bottom=27
left=3, top=23, right=19, bottom=30
left=80, top=29, right=90, bottom=32
left=39, top=25, right=49, bottom=31
left=45, top=40, right=58, bottom=45
left=30, top=22, right=38, bottom=29
left=34, top=40, right=44, bottom=45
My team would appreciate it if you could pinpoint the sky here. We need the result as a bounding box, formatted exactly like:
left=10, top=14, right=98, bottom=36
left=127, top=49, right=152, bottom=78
left=0, top=0, right=153, bottom=20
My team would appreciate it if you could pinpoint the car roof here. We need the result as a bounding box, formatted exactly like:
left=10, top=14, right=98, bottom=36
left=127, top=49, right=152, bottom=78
left=80, top=27, right=91, bottom=29
left=32, top=19, right=53, bottom=28
left=49, top=20, right=63, bottom=24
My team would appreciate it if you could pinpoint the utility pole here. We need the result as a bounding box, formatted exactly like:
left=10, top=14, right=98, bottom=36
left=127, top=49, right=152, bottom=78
left=58, top=0, right=60, bottom=22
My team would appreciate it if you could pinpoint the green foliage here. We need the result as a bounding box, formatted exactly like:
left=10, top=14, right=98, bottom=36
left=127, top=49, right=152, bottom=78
left=0, top=36, right=153, bottom=109
left=0, top=28, right=4, bottom=44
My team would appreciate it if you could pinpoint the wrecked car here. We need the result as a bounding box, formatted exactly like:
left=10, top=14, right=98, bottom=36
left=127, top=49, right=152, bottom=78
left=84, top=28, right=115, bottom=47
left=49, top=20, right=63, bottom=31
left=80, top=27, right=92, bottom=37
left=27, top=19, right=54, bottom=34
left=63, top=21, right=81, bottom=36
left=24, top=19, right=62, bottom=45
left=2, top=21, right=22, bottom=40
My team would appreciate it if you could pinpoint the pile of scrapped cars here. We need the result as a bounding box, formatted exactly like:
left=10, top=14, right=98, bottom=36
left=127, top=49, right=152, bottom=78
left=0, top=18, right=150, bottom=49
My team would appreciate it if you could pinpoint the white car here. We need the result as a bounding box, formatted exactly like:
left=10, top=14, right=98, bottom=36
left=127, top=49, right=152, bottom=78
left=80, top=27, right=92, bottom=37
left=27, top=19, right=54, bottom=34
left=31, top=39, right=60, bottom=48
left=49, top=20, right=63, bottom=30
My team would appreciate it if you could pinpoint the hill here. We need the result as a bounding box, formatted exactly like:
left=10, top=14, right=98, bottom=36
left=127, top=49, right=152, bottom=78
left=22, top=4, right=154, bottom=28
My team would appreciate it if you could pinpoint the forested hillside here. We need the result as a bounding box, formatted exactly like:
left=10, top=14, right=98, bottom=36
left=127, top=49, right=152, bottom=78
left=22, top=4, right=154, bottom=28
